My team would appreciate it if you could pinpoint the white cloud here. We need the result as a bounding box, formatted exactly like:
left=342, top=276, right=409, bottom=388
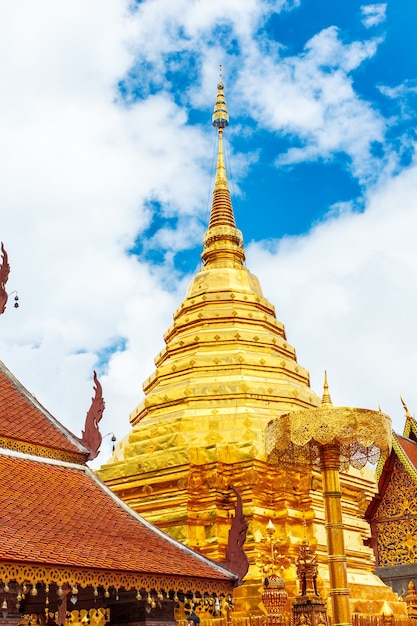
left=235, top=26, right=385, bottom=183
left=247, top=157, right=417, bottom=435
left=361, top=4, right=387, bottom=28
left=0, top=0, right=413, bottom=472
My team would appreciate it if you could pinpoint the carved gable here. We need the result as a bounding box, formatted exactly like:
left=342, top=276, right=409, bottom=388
left=374, top=457, right=417, bottom=566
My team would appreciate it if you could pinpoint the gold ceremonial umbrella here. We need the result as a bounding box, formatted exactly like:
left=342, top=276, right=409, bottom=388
left=265, top=374, right=392, bottom=626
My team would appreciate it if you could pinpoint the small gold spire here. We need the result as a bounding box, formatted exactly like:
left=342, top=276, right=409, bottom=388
left=321, top=371, right=333, bottom=407
left=201, top=70, right=245, bottom=268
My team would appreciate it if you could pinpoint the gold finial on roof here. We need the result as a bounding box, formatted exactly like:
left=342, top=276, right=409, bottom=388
left=401, top=395, right=412, bottom=418
left=201, top=69, right=245, bottom=268
left=321, top=371, right=333, bottom=407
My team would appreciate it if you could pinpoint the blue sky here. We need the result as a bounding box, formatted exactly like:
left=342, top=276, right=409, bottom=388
left=125, top=0, right=416, bottom=269
left=1, top=0, right=417, bottom=463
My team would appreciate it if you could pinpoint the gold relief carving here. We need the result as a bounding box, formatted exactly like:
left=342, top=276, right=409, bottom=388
left=216, top=473, right=228, bottom=491
left=377, top=460, right=417, bottom=518
left=177, top=477, right=188, bottom=489
left=214, top=335, right=220, bottom=340
left=209, top=421, right=219, bottom=429
left=374, top=459, right=417, bottom=566
left=174, top=434, right=185, bottom=446
left=142, top=484, right=153, bottom=495
left=355, top=491, right=368, bottom=514
left=206, top=471, right=217, bottom=489
left=0, top=437, right=84, bottom=464
left=243, top=430, right=255, bottom=441
left=241, top=469, right=261, bottom=487
left=376, top=517, right=417, bottom=566
left=189, top=473, right=203, bottom=491
left=0, top=562, right=232, bottom=596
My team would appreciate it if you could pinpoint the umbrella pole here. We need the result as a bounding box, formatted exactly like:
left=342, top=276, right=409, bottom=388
left=320, top=443, right=352, bottom=626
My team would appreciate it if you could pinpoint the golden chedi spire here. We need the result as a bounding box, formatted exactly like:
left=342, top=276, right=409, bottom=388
left=202, top=69, right=245, bottom=268
left=98, top=74, right=399, bottom=616
left=98, top=72, right=319, bottom=478
left=321, top=370, right=333, bottom=407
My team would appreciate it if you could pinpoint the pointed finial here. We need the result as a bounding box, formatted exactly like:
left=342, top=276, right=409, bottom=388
left=321, top=371, right=333, bottom=407
left=201, top=72, right=245, bottom=268
left=0, top=242, right=10, bottom=315
left=401, top=395, right=412, bottom=418
left=212, top=65, right=229, bottom=130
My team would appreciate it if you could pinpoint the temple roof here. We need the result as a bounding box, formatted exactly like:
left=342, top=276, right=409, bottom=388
left=0, top=359, right=237, bottom=594
left=0, top=359, right=88, bottom=463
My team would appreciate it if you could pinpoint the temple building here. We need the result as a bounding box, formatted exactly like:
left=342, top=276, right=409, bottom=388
left=97, top=80, right=403, bottom=619
left=0, top=358, right=238, bottom=626
left=366, top=402, right=417, bottom=597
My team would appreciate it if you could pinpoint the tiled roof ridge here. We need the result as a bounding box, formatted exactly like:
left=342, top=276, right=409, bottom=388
left=0, top=359, right=89, bottom=456
left=0, top=447, right=238, bottom=582
left=392, top=432, right=417, bottom=480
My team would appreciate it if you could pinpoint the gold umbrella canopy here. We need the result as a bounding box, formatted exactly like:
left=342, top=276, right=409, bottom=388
left=265, top=375, right=392, bottom=471
left=265, top=374, right=392, bottom=626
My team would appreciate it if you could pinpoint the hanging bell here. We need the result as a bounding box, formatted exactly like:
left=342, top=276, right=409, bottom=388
left=1, top=599, right=7, bottom=610
left=136, top=591, right=142, bottom=601
left=57, top=586, right=64, bottom=597
left=4, top=584, right=9, bottom=594
left=31, top=586, right=38, bottom=597
left=93, top=588, right=99, bottom=597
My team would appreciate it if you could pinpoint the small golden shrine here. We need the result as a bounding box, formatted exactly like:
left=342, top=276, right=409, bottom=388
left=98, top=76, right=403, bottom=619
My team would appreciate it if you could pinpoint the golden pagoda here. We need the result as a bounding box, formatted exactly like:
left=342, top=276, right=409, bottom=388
left=98, top=76, right=400, bottom=617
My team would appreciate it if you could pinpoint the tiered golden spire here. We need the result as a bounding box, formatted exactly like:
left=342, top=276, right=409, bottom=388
left=321, top=371, right=333, bottom=407
left=202, top=67, right=245, bottom=268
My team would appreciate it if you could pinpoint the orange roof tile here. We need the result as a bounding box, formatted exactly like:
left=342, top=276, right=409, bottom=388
left=0, top=360, right=88, bottom=460
left=394, top=433, right=417, bottom=474
left=0, top=452, right=235, bottom=584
